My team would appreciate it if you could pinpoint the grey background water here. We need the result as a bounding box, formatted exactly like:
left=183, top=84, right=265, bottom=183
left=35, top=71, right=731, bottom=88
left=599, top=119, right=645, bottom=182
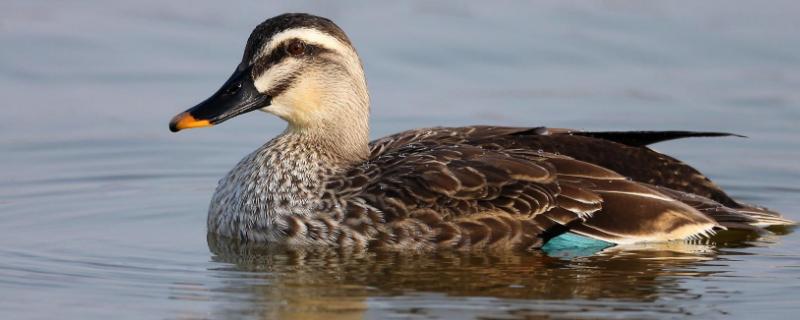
left=1, top=1, right=799, bottom=319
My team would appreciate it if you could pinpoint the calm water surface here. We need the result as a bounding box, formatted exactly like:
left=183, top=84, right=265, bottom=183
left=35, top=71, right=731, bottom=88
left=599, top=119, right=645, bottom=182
left=1, top=1, right=799, bottom=319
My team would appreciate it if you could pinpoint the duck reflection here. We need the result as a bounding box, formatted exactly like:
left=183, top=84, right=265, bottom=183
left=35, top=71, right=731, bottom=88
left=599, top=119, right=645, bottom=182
left=202, top=229, right=796, bottom=320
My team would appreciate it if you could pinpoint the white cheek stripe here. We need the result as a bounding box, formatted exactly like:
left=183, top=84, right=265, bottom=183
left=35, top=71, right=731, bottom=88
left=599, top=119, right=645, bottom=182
left=253, top=59, right=299, bottom=93
left=257, top=28, right=352, bottom=61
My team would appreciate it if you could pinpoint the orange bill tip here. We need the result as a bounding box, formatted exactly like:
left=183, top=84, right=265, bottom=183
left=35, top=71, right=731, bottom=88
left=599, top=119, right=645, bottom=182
left=169, top=112, right=212, bottom=132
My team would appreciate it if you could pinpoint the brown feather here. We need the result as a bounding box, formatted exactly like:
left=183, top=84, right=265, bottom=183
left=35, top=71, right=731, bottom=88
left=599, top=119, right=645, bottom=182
left=295, top=125, right=799, bottom=250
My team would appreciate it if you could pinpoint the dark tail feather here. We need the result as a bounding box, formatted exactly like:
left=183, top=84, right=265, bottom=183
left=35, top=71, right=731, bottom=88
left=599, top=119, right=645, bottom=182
left=571, top=131, right=746, bottom=147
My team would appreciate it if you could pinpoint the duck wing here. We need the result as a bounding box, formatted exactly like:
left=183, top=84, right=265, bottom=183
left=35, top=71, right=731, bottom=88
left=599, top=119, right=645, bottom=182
left=348, top=126, right=791, bottom=250
left=523, top=129, right=790, bottom=226
left=371, top=126, right=741, bottom=207
left=336, top=133, right=721, bottom=250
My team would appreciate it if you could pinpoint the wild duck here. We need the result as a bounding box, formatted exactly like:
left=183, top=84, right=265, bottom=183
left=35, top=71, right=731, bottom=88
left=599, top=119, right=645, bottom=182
left=169, top=13, right=793, bottom=250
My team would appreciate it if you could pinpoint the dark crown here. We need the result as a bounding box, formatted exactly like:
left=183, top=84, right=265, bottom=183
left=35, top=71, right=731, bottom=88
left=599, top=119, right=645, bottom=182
left=242, top=13, right=351, bottom=63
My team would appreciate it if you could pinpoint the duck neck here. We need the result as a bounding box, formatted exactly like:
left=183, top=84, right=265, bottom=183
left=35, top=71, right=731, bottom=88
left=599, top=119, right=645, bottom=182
left=272, top=126, right=364, bottom=173
left=267, top=63, right=371, bottom=164
left=258, top=115, right=368, bottom=201
left=284, top=117, right=369, bottom=166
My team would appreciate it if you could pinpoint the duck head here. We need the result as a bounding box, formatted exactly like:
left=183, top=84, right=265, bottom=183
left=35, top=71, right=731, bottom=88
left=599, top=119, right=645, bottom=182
left=169, top=13, right=370, bottom=142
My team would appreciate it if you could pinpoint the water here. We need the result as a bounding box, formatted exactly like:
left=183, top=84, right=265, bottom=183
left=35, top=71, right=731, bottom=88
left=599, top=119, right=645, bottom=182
left=1, top=1, right=799, bottom=319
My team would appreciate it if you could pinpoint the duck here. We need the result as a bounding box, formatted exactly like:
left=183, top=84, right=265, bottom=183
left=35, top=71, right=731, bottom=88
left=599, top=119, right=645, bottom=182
left=169, top=13, right=793, bottom=251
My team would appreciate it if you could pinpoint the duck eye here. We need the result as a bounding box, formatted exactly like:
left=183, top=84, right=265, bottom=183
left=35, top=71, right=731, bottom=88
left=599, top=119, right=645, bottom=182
left=287, top=41, right=305, bottom=56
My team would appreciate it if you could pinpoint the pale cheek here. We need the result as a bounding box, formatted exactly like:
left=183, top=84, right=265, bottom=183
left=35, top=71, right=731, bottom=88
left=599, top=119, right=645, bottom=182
left=261, top=102, right=293, bottom=122
left=262, top=78, right=322, bottom=126
left=290, top=79, right=322, bottom=114
left=254, top=60, right=300, bottom=93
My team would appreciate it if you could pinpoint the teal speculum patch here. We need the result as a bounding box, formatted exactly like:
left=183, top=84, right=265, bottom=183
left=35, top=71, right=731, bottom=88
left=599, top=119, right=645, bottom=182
left=541, top=232, right=615, bottom=258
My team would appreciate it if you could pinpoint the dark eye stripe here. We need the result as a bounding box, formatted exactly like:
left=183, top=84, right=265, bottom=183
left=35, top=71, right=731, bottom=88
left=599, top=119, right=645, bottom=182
left=251, top=41, right=330, bottom=78
left=265, top=71, right=300, bottom=98
left=251, top=44, right=289, bottom=78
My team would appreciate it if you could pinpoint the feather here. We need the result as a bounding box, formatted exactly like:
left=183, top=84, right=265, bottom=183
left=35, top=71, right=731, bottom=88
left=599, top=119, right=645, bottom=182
left=569, top=130, right=745, bottom=147
left=350, top=126, right=790, bottom=249
left=212, top=125, right=793, bottom=249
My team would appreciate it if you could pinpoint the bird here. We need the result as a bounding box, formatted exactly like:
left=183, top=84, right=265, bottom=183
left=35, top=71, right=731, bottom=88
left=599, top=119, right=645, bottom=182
left=169, top=13, right=793, bottom=251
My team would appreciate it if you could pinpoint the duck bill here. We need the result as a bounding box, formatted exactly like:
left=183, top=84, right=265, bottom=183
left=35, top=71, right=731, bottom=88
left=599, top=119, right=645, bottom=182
left=169, top=66, right=270, bottom=132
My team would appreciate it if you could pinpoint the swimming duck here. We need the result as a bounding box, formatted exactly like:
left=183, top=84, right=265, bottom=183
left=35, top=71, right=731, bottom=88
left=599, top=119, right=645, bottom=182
left=169, top=13, right=792, bottom=250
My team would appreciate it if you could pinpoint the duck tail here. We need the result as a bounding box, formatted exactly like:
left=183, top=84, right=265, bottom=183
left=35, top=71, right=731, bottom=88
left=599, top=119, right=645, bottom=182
left=728, top=203, right=795, bottom=227
left=643, top=183, right=794, bottom=230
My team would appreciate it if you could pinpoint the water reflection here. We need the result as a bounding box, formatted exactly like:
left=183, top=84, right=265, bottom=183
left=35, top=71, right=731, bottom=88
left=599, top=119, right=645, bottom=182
left=204, top=232, right=770, bottom=319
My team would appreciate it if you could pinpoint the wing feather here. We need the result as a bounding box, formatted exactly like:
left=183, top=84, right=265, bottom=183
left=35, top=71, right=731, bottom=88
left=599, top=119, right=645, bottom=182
left=322, top=126, right=795, bottom=250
